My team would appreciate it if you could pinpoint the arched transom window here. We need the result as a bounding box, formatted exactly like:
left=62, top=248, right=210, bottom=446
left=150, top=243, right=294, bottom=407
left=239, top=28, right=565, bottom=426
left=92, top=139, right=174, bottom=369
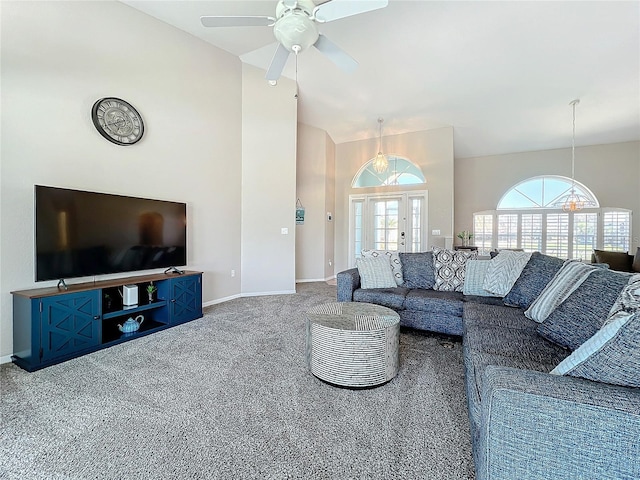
left=473, top=175, right=631, bottom=260
left=352, top=155, right=426, bottom=188
left=497, top=176, right=598, bottom=209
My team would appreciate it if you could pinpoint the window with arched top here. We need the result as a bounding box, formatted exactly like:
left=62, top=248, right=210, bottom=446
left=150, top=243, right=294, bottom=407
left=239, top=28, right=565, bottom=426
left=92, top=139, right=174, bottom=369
left=352, top=155, right=426, bottom=188
left=497, top=176, right=599, bottom=210
left=472, top=175, right=631, bottom=259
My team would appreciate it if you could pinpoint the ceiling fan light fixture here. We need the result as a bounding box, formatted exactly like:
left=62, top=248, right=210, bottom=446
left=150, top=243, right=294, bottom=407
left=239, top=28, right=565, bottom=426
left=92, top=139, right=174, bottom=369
left=273, top=8, right=319, bottom=52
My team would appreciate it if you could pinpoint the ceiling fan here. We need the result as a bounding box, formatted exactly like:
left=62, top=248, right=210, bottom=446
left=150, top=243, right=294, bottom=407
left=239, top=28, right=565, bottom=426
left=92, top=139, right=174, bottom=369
left=201, top=0, right=389, bottom=81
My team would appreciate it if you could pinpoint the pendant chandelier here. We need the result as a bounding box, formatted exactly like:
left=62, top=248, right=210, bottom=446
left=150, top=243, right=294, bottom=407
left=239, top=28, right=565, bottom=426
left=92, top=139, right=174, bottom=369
left=562, top=99, right=584, bottom=212
left=372, top=117, right=388, bottom=174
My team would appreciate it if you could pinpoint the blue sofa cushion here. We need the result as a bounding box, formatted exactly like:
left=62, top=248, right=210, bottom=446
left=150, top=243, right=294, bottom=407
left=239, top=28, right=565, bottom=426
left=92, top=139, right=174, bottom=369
left=503, top=252, right=564, bottom=309
left=399, top=252, right=435, bottom=289
left=352, top=287, right=409, bottom=310
left=463, top=303, right=538, bottom=332
left=399, top=310, right=463, bottom=336
left=536, top=268, right=631, bottom=350
left=403, top=289, right=464, bottom=316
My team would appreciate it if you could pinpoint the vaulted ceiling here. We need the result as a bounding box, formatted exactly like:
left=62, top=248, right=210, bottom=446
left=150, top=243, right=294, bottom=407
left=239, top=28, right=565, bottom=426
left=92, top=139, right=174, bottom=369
left=122, top=0, right=640, bottom=158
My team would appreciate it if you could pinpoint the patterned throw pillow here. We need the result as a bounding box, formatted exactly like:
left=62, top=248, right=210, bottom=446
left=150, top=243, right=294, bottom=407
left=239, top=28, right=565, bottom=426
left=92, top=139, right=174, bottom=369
left=399, top=252, right=436, bottom=290
left=356, top=256, right=397, bottom=289
left=361, top=249, right=403, bottom=286
left=551, top=276, right=640, bottom=387
left=503, top=252, right=565, bottom=309
left=432, top=247, right=477, bottom=292
left=463, top=260, right=500, bottom=297
left=525, top=260, right=597, bottom=323
left=482, top=250, right=532, bottom=296
left=536, top=268, right=631, bottom=350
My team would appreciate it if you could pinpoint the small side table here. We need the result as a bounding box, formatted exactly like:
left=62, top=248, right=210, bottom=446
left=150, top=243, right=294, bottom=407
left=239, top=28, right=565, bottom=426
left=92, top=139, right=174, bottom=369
left=454, top=246, right=478, bottom=251
left=305, top=302, right=400, bottom=388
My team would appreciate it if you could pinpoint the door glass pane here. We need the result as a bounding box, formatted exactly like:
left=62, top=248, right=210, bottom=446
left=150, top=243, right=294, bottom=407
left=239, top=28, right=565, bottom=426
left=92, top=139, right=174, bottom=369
left=410, top=198, right=422, bottom=252
left=546, top=213, right=569, bottom=258
left=573, top=213, right=598, bottom=260
left=373, top=200, right=399, bottom=250
left=521, top=214, right=542, bottom=252
left=497, top=214, right=518, bottom=249
left=353, top=201, right=363, bottom=259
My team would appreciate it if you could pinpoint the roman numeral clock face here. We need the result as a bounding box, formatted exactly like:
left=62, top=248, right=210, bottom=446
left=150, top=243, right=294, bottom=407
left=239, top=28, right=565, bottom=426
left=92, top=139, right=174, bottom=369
left=91, top=97, right=144, bottom=145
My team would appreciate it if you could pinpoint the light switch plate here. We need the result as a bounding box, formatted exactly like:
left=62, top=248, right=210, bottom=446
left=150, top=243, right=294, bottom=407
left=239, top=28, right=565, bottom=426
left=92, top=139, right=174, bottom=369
left=432, top=229, right=441, bottom=235
left=281, top=227, right=289, bottom=235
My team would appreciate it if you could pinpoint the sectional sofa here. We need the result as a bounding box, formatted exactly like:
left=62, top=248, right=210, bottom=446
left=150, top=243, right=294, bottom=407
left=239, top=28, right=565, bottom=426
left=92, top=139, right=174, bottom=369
left=337, top=249, right=640, bottom=480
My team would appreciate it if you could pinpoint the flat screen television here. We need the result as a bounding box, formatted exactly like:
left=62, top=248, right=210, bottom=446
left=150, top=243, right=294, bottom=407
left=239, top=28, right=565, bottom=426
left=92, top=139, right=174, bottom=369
left=35, top=185, right=187, bottom=281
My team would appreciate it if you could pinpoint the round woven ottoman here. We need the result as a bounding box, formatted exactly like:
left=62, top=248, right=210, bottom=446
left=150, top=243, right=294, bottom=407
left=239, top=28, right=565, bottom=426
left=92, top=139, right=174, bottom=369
left=305, top=302, right=400, bottom=388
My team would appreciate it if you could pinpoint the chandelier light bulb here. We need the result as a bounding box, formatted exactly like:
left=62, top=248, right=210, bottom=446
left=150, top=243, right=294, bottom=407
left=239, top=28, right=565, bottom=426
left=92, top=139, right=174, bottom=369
left=373, top=117, right=388, bottom=174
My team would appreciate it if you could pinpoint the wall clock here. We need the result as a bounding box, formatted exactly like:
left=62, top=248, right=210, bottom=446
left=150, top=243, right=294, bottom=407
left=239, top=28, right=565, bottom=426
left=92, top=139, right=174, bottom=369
left=91, top=97, right=144, bottom=145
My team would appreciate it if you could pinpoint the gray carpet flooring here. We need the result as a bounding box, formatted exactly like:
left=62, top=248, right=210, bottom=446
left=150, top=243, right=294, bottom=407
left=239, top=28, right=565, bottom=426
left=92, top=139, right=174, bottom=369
left=0, top=282, right=474, bottom=479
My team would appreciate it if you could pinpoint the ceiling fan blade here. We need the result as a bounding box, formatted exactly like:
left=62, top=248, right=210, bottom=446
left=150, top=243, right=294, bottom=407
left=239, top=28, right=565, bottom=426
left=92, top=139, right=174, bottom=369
left=313, top=34, right=358, bottom=73
left=200, top=16, right=276, bottom=28
left=266, top=44, right=291, bottom=81
left=313, top=0, right=388, bottom=23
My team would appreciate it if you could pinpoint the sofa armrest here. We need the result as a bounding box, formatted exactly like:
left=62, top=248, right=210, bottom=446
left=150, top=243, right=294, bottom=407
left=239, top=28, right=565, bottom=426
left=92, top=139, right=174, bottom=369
left=478, top=366, right=640, bottom=480
left=336, top=268, right=360, bottom=302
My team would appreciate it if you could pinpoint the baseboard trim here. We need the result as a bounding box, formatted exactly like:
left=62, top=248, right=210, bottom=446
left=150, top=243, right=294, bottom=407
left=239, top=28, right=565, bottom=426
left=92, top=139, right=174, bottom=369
left=297, top=276, right=336, bottom=283
left=1, top=354, right=13, bottom=365
left=242, top=290, right=296, bottom=297
left=203, top=294, right=241, bottom=308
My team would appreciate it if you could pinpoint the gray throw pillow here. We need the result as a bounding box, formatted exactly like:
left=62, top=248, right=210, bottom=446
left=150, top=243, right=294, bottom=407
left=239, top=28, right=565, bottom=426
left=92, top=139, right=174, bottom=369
left=355, top=256, right=397, bottom=289
left=399, top=252, right=435, bottom=290
left=536, top=268, right=632, bottom=350
left=503, top=252, right=565, bottom=309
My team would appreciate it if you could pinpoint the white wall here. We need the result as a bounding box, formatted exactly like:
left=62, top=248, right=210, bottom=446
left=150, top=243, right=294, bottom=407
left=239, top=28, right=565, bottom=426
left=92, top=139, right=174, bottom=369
left=334, top=127, right=455, bottom=273
left=241, top=64, right=297, bottom=295
left=296, top=123, right=335, bottom=282
left=454, top=141, right=640, bottom=250
left=0, top=1, right=244, bottom=359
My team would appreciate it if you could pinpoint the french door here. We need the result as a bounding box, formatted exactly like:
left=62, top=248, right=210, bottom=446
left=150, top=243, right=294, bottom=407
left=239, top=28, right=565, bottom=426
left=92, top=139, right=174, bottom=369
left=349, top=191, right=428, bottom=266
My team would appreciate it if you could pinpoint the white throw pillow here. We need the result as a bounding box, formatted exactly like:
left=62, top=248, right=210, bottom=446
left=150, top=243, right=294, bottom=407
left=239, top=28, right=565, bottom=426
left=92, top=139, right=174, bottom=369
left=482, top=250, right=532, bottom=296
left=356, top=256, right=397, bottom=289
left=361, top=249, right=403, bottom=286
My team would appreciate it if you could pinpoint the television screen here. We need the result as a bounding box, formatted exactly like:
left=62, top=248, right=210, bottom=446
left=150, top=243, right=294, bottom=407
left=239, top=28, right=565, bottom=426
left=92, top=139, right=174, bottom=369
left=35, top=185, right=187, bottom=281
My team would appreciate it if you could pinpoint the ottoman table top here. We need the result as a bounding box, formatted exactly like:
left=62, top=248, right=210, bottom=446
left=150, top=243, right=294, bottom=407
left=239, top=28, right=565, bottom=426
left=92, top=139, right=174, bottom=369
left=306, top=302, right=399, bottom=331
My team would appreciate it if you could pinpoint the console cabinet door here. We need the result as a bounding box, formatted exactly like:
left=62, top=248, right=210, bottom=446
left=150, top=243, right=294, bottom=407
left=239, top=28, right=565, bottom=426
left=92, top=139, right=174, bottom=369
left=169, top=275, right=202, bottom=324
left=40, top=291, right=101, bottom=362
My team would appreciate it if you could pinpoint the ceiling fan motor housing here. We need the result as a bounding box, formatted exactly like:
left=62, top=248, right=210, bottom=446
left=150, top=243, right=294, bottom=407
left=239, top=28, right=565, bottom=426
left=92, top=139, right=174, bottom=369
left=274, top=0, right=319, bottom=52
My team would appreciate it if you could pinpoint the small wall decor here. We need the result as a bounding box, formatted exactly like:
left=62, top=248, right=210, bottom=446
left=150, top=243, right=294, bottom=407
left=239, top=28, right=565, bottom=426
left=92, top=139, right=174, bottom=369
left=296, top=199, right=305, bottom=225
left=91, top=97, right=144, bottom=145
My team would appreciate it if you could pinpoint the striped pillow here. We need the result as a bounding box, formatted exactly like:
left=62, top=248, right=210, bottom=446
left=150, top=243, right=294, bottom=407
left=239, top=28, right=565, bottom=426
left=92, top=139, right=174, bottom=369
left=463, top=260, right=500, bottom=297
left=525, top=260, right=596, bottom=323
left=356, top=256, right=397, bottom=289
left=551, top=311, right=640, bottom=388
left=361, top=249, right=403, bottom=286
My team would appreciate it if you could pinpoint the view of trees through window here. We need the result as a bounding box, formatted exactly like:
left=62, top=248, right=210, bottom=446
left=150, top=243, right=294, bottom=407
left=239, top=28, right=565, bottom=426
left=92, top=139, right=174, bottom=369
left=473, top=177, right=631, bottom=258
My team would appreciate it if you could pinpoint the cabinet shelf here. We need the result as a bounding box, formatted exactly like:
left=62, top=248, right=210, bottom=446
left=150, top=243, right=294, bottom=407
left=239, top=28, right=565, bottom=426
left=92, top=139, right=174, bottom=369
left=102, top=318, right=168, bottom=345
left=103, top=300, right=167, bottom=320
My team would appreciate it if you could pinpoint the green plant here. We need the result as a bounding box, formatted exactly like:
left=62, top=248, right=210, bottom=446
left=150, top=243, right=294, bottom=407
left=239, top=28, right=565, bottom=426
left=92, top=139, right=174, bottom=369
left=457, top=231, right=473, bottom=240
left=146, top=282, right=157, bottom=294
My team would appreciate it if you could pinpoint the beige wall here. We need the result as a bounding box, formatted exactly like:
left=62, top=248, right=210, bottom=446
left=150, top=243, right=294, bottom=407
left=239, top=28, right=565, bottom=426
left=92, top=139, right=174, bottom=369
left=454, top=141, right=640, bottom=250
left=295, top=123, right=336, bottom=281
left=334, top=127, right=454, bottom=273
left=241, top=64, right=297, bottom=294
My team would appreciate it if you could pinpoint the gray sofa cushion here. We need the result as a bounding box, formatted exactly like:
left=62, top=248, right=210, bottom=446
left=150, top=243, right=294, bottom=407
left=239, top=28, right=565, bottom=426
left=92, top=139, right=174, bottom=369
left=536, top=268, right=631, bottom=350
left=399, top=310, right=463, bottom=336
left=403, top=289, right=464, bottom=316
left=503, top=252, right=564, bottom=309
left=399, top=252, right=435, bottom=289
left=352, top=287, right=409, bottom=310
left=463, top=303, right=538, bottom=332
